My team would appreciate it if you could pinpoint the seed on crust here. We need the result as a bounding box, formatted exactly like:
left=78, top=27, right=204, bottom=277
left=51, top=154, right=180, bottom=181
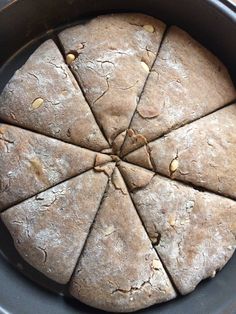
left=66, top=53, right=76, bottom=65
left=143, top=25, right=155, bottom=33
left=170, top=159, right=179, bottom=173
left=141, top=61, right=150, bottom=72
left=31, top=98, right=44, bottom=109
left=152, top=259, right=162, bottom=270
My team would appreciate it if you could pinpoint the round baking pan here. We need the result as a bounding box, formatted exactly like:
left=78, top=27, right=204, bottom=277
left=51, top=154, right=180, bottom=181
left=0, top=1, right=235, bottom=313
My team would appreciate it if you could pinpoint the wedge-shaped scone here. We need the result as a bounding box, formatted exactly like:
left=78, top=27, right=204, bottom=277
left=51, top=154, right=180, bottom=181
left=1, top=169, right=109, bottom=284
left=121, top=26, right=236, bottom=155
left=0, top=39, right=108, bottom=151
left=0, top=124, right=106, bottom=211
left=70, top=168, right=176, bottom=312
left=125, top=105, right=236, bottom=199
left=59, top=13, right=166, bottom=144
left=131, top=174, right=236, bottom=294
left=139, top=104, right=236, bottom=199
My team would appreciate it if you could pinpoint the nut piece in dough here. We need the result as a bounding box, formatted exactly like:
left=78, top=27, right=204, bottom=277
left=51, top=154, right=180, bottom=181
left=31, top=98, right=44, bottom=109
left=170, top=158, right=179, bottom=173
left=66, top=53, right=76, bottom=65
left=143, top=24, right=155, bottom=33
left=141, top=61, right=150, bottom=72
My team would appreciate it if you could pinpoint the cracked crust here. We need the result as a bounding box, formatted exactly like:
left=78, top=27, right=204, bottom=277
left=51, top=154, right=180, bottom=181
left=1, top=169, right=109, bottom=284
left=131, top=174, right=236, bottom=294
left=111, top=167, right=128, bottom=195
left=147, top=104, right=236, bottom=199
left=121, top=26, right=236, bottom=155
left=94, top=161, right=116, bottom=178
left=0, top=123, right=105, bottom=211
left=59, top=13, right=166, bottom=144
left=70, top=169, right=176, bottom=312
left=0, top=12, right=235, bottom=313
left=0, top=39, right=109, bottom=151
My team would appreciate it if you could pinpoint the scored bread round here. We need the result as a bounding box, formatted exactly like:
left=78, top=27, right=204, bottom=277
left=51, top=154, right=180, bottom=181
left=0, top=13, right=236, bottom=313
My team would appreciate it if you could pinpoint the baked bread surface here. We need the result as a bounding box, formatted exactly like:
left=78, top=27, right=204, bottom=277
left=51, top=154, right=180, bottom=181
left=0, top=13, right=236, bottom=313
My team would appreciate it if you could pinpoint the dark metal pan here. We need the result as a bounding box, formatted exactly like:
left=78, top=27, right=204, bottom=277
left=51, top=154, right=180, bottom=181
left=0, top=1, right=235, bottom=313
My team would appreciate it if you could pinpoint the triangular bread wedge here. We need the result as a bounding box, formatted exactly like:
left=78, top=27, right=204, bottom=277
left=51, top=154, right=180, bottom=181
left=147, top=104, right=236, bottom=199
left=0, top=124, right=107, bottom=211
left=1, top=169, right=109, bottom=284
left=121, top=26, right=236, bottom=155
left=0, top=39, right=108, bottom=151
left=131, top=174, right=236, bottom=294
left=59, top=13, right=166, bottom=144
left=69, top=168, right=176, bottom=312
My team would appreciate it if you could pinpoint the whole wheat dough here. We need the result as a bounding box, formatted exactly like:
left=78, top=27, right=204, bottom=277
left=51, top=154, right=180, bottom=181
left=59, top=13, right=166, bottom=144
left=0, top=12, right=236, bottom=314
left=1, top=169, right=109, bottom=284
left=0, top=40, right=108, bottom=151
left=126, top=104, right=236, bottom=199
left=0, top=123, right=105, bottom=211
left=131, top=171, right=236, bottom=294
left=121, top=26, right=236, bottom=156
left=70, top=169, right=176, bottom=312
